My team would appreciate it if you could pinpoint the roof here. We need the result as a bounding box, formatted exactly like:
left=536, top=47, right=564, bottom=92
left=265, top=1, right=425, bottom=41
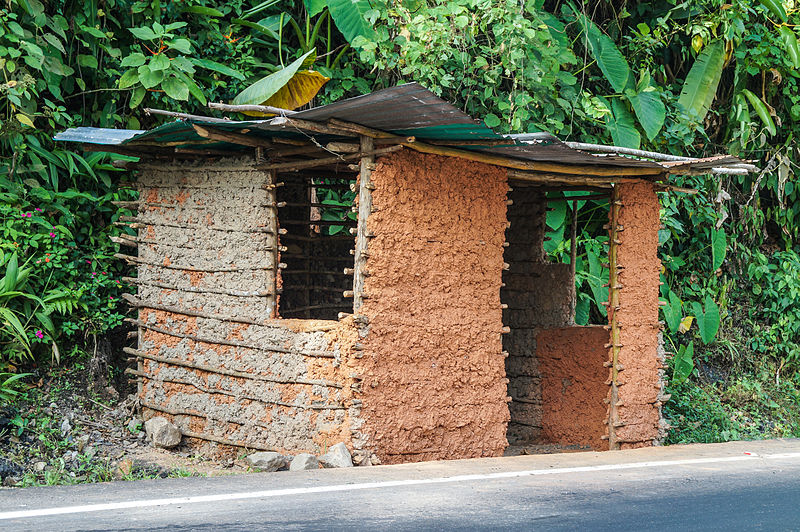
left=54, top=83, right=752, bottom=178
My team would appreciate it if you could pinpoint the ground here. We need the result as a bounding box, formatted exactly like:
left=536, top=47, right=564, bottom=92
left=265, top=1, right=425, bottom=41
left=0, top=369, right=251, bottom=488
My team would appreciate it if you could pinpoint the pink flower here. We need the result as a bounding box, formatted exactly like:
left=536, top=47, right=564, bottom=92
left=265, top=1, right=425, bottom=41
left=91, top=272, right=96, bottom=277
left=49, top=232, right=55, bottom=238
left=86, top=260, right=92, bottom=264
left=35, top=208, right=42, bottom=212
left=25, top=212, right=32, bottom=218
left=109, top=296, right=114, bottom=300
left=35, top=330, right=44, bottom=339
left=102, top=271, right=106, bottom=275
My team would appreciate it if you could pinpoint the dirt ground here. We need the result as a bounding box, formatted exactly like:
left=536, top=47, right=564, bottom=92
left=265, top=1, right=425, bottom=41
left=0, top=371, right=252, bottom=488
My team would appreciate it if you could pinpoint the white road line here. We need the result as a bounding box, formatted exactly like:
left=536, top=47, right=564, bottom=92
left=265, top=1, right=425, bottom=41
left=2, top=451, right=799, bottom=521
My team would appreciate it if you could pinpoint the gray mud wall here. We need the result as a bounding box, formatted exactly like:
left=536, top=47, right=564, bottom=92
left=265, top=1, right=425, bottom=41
left=133, top=158, right=360, bottom=457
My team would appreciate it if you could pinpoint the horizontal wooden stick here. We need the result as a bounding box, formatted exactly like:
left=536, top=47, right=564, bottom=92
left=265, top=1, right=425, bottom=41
left=125, top=347, right=341, bottom=388
left=192, top=124, right=271, bottom=148
left=110, top=235, right=137, bottom=248
left=281, top=285, right=351, bottom=293
left=281, top=219, right=358, bottom=227
left=208, top=101, right=298, bottom=116
left=507, top=169, right=619, bottom=186
left=122, top=277, right=273, bottom=297
left=282, top=304, right=352, bottom=313
left=130, top=370, right=344, bottom=409
left=115, top=254, right=275, bottom=272
left=256, top=145, right=403, bottom=172
left=546, top=194, right=610, bottom=203
left=121, top=294, right=271, bottom=326
left=117, top=215, right=278, bottom=234
left=279, top=234, right=353, bottom=242
left=128, top=319, right=333, bottom=358
left=144, top=107, right=232, bottom=123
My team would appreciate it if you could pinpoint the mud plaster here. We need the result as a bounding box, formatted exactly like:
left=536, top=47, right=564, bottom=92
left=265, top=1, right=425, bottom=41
left=355, top=151, right=510, bottom=464
left=608, top=180, right=664, bottom=448
left=134, top=158, right=362, bottom=458
left=536, top=326, right=608, bottom=450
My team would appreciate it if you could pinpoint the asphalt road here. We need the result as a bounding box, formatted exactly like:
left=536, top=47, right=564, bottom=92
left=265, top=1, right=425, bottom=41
left=2, top=439, right=800, bottom=531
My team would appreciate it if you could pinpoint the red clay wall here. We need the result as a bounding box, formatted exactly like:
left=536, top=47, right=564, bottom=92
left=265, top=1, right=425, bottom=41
left=354, top=150, right=510, bottom=464
left=608, top=180, right=665, bottom=448
left=537, top=326, right=609, bottom=450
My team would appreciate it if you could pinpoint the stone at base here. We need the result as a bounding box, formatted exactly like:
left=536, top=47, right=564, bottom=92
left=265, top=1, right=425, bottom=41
left=319, top=443, right=353, bottom=468
left=144, top=416, right=182, bottom=449
left=289, top=453, right=319, bottom=471
left=246, top=451, right=287, bottom=472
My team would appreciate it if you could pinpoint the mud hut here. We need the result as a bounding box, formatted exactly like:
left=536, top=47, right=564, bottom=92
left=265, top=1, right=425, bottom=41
left=55, top=83, right=752, bottom=464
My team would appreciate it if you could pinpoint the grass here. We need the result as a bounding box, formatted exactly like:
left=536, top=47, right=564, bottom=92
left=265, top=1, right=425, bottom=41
left=664, top=375, right=800, bottom=444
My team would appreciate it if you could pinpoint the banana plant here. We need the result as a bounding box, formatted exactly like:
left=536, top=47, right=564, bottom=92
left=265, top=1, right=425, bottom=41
left=678, top=40, right=726, bottom=122
left=574, top=11, right=666, bottom=147
left=232, top=49, right=330, bottom=113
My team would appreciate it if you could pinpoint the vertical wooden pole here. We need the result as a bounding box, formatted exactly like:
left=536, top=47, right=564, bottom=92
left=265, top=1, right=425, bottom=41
left=352, top=135, right=374, bottom=313
left=607, top=184, right=623, bottom=450
left=135, top=181, right=143, bottom=396
left=570, top=200, right=578, bottom=283
left=257, top=146, right=280, bottom=319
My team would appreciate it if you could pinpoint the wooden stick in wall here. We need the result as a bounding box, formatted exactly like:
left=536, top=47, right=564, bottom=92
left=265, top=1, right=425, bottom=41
left=124, top=347, right=342, bottom=388
left=607, top=185, right=623, bottom=450
left=352, top=134, right=375, bottom=312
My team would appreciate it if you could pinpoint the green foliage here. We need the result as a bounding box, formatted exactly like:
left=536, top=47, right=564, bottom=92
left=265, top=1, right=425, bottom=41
left=678, top=40, right=725, bottom=121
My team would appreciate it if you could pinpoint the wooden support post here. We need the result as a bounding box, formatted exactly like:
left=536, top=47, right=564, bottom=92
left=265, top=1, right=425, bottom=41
left=607, top=184, right=623, bottom=450
left=570, top=200, right=578, bottom=284
left=352, top=135, right=374, bottom=312
left=263, top=154, right=280, bottom=319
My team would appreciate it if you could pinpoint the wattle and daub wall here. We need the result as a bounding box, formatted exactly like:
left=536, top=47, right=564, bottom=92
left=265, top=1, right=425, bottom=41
left=132, top=160, right=362, bottom=457
left=130, top=153, right=664, bottom=462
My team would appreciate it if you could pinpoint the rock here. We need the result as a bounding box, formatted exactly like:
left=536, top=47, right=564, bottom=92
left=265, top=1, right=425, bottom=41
left=2, top=476, right=18, bottom=487
left=76, top=434, right=90, bottom=452
left=289, top=453, right=319, bottom=471
left=85, top=446, right=97, bottom=459
left=127, top=417, right=143, bottom=433
left=60, top=417, right=72, bottom=436
left=144, top=417, right=182, bottom=449
left=33, top=461, right=46, bottom=472
left=319, top=443, right=353, bottom=468
left=245, top=451, right=287, bottom=472
left=114, top=458, right=133, bottom=479
left=0, top=457, right=22, bottom=479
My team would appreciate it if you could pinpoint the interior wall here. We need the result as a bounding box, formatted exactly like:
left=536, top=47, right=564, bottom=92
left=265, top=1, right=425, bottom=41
left=354, top=150, right=510, bottom=464
left=133, top=159, right=361, bottom=457
left=502, top=187, right=575, bottom=444
left=537, top=326, right=609, bottom=450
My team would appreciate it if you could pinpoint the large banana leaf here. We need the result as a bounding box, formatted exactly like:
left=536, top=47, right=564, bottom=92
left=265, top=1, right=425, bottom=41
left=604, top=97, right=640, bottom=149
left=742, top=88, right=777, bottom=136
left=327, top=0, right=376, bottom=43
left=576, top=13, right=630, bottom=93
left=232, top=49, right=329, bottom=113
left=628, top=86, right=666, bottom=141
left=263, top=70, right=330, bottom=111
left=779, top=26, right=800, bottom=69
left=678, top=40, right=725, bottom=121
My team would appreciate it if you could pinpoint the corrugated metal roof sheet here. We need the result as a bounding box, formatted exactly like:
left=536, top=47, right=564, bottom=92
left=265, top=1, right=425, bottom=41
left=54, top=83, right=747, bottom=174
